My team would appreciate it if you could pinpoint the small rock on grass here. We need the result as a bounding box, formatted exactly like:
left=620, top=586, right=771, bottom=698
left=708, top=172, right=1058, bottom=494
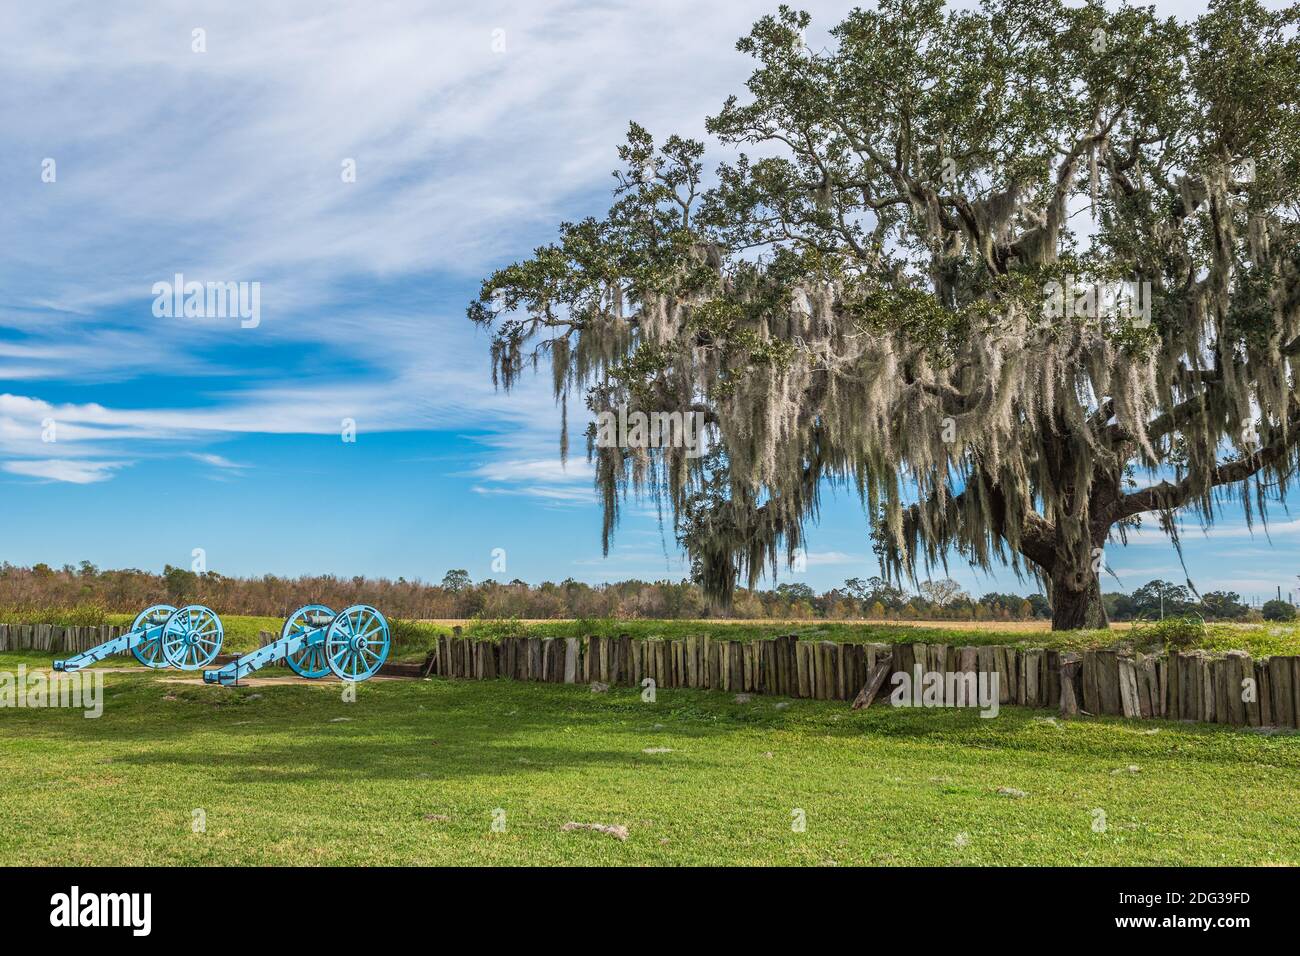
left=953, top=832, right=970, bottom=848
left=773, top=701, right=791, bottom=710
left=642, top=746, right=674, bottom=754
left=1111, top=765, right=1141, bottom=774
left=996, top=787, right=1027, bottom=798
left=329, top=717, right=352, bottom=722
left=245, top=693, right=263, bottom=701
left=733, top=693, right=752, bottom=704
left=590, top=682, right=609, bottom=693
left=561, top=821, right=628, bottom=841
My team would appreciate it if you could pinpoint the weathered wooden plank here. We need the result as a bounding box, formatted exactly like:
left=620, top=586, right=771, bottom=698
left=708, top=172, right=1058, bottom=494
left=1059, top=655, right=1081, bottom=716
left=976, top=647, right=995, bottom=695
left=543, top=639, right=560, bottom=682
left=1291, top=657, right=1300, bottom=729
left=1096, top=650, right=1121, bottom=716
left=992, top=646, right=1010, bottom=704
left=1156, top=655, right=1170, bottom=718
left=1269, top=656, right=1294, bottom=728
left=527, top=637, right=542, bottom=681
left=826, top=642, right=843, bottom=698
left=1045, top=650, right=1061, bottom=711
left=1138, top=654, right=1157, bottom=719
left=1256, top=661, right=1270, bottom=726
left=959, top=647, right=977, bottom=683
left=1023, top=650, right=1041, bottom=709
left=1201, top=654, right=1218, bottom=722
left=796, top=642, right=811, bottom=698
left=1211, top=658, right=1228, bottom=724
left=563, top=638, right=579, bottom=683
left=893, top=643, right=913, bottom=688
left=729, top=641, right=745, bottom=693
left=851, top=659, right=893, bottom=710
left=819, top=642, right=835, bottom=700
left=1225, top=653, right=1248, bottom=725
left=1117, top=658, right=1141, bottom=718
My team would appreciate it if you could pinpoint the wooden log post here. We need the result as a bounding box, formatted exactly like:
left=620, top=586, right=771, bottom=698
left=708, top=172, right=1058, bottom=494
left=1255, top=661, right=1271, bottom=727
left=1021, top=650, right=1042, bottom=709
left=1117, top=657, right=1141, bottom=718
left=727, top=641, right=744, bottom=693
left=851, top=657, right=893, bottom=710
left=561, top=639, right=577, bottom=686
left=1225, top=652, right=1248, bottom=726
left=992, top=646, right=1010, bottom=704
left=1269, top=656, right=1295, bottom=728
left=1199, top=654, right=1216, bottom=723
left=1059, top=655, right=1082, bottom=716
left=1292, top=658, right=1300, bottom=729
left=796, top=642, right=811, bottom=698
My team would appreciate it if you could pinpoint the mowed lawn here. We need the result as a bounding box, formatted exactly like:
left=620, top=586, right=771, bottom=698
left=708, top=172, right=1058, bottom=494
left=1, top=650, right=1297, bottom=866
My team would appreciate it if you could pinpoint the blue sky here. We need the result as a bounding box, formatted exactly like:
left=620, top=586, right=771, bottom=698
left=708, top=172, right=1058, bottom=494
left=3, top=0, right=1298, bottom=604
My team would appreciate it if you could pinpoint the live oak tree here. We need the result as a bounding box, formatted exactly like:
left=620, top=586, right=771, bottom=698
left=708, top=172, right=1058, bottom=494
left=471, top=0, right=1300, bottom=629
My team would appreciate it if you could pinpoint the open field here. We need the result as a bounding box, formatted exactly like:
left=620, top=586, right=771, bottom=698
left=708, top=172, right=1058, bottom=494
left=1, top=649, right=1297, bottom=866
left=84, top=612, right=1300, bottom=660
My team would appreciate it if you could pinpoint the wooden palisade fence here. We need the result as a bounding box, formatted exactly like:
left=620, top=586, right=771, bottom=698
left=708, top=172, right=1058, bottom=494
left=3, top=623, right=1297, bottom=729
left=419, top=633, right=1300, bottom=730
left=0, top=623, right=127, bottom=654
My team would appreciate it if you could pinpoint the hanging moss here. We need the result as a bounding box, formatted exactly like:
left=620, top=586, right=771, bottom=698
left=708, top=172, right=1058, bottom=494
left=468, top=0, right=1300, bottom=627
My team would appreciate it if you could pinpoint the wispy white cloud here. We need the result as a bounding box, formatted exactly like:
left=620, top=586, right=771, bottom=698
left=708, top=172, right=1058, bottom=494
left=3, top=458, right=133, bottom=484
left=188, top=452, right=248, bottom=470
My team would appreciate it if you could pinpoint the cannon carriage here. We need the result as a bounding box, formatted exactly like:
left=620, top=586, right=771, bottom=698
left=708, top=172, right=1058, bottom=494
left=53, top=604, right=224, bottom=672
left=203, top=604, right=390, bottom=685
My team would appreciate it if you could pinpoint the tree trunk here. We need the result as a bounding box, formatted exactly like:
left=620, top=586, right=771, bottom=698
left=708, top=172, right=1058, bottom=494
left=1051, top=568, right=1108, bottom=631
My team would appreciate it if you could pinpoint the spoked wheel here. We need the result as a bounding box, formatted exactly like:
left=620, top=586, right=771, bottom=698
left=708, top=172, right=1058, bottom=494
left=131, top=604, right=177, bottom=668
left=161, top=605, right=224, bottom=670
left=325, top=605, right=390, bottom=682
left=283, top=604, right=334, bottom=679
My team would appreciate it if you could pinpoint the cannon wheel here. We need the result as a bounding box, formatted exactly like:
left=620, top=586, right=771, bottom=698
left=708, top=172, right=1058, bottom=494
left=161, top=605, right=224, bottom=670
left=283, top=604, right=334, bottom=679
left=131, top=604, right=177, bottom=668
left=324, top=605, right=390, bottom=681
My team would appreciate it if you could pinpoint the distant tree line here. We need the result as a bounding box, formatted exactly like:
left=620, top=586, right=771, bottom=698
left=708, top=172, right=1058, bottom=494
left=0, top=563, right=1283, bottom=624
left=1103, top=579, right=1288, bottom=622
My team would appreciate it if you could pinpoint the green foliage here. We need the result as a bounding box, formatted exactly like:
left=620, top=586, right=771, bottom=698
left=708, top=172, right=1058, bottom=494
left=1139, top=615, right=1208, bottom=651
left=468, top=0, right=1300, bottom=633
left=463, top=615, right=530, bottom=642
left=0, top=603, right=108, bottom=627
left=1261, top=599, right=1296, bottom=622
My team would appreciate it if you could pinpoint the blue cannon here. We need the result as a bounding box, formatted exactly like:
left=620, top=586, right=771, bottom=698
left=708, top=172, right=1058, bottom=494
left=53, top=604, right=225, bottom=672
left=203, top=604, right=390, bottom=685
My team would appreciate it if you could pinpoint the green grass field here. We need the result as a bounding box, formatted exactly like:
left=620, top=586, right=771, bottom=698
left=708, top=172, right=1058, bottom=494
left=1, top=649, right=1297, bottom=865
